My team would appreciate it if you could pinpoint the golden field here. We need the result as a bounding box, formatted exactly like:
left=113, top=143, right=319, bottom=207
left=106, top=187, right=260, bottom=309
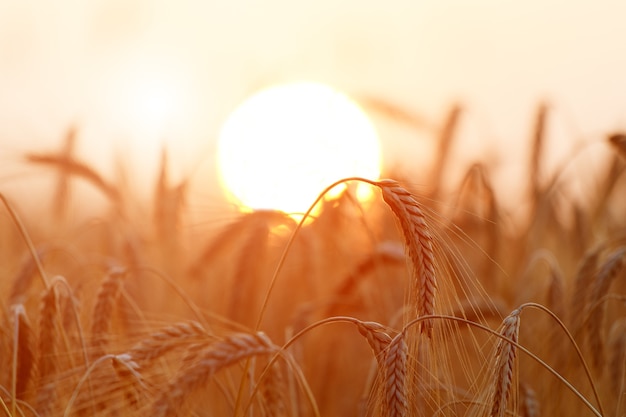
left=0, top=106, right=625, bottom=416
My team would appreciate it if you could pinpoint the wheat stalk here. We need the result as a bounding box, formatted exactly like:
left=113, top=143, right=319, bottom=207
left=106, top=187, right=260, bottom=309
left=151, top=331, right=278, bottom=417
left=587, top=247, right=626, bottom=370
left=490, top=308, right=520, bottom=417
left=377, top=179, right=437, bottom=337
left=384, top=332, right=408, bottom=417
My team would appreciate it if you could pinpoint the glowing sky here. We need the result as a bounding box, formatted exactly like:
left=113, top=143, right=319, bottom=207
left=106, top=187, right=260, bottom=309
left=1, top=1, right=625, bottom=212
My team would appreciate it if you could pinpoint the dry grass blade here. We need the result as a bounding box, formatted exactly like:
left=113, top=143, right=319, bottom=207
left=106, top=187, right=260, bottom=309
left=586, top=247, right=626, bottom=370
left=377, top=179, right=437, bottom=336
left=151, top=331, right=278, bottom=417
left=490, top=309, right=520, bottom=417
left=384, top=332, right=408, bottom=417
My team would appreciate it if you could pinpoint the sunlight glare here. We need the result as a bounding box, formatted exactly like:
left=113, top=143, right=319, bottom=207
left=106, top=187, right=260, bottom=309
left=217, top=82, right=381, bottom=217
left=96, top=57, right=199, bottom=191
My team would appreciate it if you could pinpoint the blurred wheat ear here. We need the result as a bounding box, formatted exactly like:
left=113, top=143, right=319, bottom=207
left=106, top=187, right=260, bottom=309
left=609, top=132, right=626, bottom=159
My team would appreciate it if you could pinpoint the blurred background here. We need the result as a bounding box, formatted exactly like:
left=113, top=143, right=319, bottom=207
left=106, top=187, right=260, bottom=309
left=0, top=0, right=625, bottom=219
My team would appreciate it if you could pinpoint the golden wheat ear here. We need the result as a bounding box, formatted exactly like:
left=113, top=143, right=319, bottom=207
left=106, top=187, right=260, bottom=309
left=383, top=331, right=408, bottom=417
left=35, top=283, right=59, bottom=414
left=90, top=267, right=127, bottom=359
left=609, top=132, right=626, bottom=160
left=355, top=320, right=392, bottom=363
left=10, top=303, right=35, bottom=412
left=376, top=179, right=437, bottom=337
left=490, top=308, right=520, bottom=417
left=586, top=247, right=626, bottom=371
left=151, top=331, right=279, bottom=417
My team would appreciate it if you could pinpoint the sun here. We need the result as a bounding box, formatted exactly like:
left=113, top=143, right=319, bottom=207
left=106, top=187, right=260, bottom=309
left=217, top=82, right=381, bottom=217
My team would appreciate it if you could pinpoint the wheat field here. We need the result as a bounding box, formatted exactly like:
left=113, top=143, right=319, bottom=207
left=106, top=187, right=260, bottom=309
left=0, top=106, right=625, bottom=416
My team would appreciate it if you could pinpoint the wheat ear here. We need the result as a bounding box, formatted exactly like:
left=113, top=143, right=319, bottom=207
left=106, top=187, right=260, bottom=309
left=490, top=309, right=520, bottom=417
left=609, top=132, right=626, bottom=159
left=127, top=320, right=211, bottom=365
left=151, top=331, right=278, bottom=417
left=587, top=247, right=626, bottom=370
left=377, top=179, right=436, bottom=337
left=355, top=320, right=392, bottom=363
left=90, top=267, right=126, bottom=358
left=260, top=361, right=287, bottom=417
left=520, top=383, right=540, bottom=417
left=333, top=241, right=405, bottom=300
left=607, top=319, right=626, bottom=404
left=384, top=332, right=408, bottom=417
left=11, top=304, right=34, bottom=408
left=9, top=249, right=47, bottom=306
left=35, top=283, right=60, bottom=414
left=571, top=246, right=601, bottom=333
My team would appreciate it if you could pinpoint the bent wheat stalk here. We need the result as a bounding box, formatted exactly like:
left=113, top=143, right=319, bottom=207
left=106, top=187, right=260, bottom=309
left=0, top=193, right=49, bottom=289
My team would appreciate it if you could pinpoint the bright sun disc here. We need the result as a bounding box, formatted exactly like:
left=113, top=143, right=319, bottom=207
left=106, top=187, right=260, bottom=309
left=217, top=82, right=381, bottom=216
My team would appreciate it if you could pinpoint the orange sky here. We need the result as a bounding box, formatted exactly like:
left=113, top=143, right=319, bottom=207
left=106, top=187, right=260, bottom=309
left=1, top=1, right=625, bottom=215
